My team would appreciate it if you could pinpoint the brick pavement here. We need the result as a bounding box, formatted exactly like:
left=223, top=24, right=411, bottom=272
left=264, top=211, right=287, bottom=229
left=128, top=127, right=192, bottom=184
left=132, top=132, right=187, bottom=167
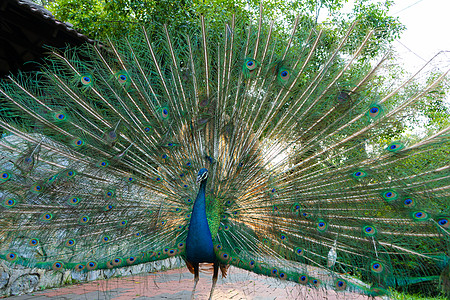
left=7, top=267, right=379, bottom=299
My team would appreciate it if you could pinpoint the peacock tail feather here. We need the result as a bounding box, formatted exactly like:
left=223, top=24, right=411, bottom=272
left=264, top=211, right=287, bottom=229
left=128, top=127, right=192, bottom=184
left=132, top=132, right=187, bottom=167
left=0, top=7, right=449, bottom=297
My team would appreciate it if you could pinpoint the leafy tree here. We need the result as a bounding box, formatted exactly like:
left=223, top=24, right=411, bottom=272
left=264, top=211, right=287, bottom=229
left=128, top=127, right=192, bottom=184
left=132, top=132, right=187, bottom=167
left=41, top=0, right=404, bottom=46
left=36, top=0, right=448, bottom=140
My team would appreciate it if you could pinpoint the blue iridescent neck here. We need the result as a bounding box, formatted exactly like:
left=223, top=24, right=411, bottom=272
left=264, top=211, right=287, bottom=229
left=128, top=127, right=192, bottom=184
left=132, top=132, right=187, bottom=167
left=185, top=174, right=215, bottom=263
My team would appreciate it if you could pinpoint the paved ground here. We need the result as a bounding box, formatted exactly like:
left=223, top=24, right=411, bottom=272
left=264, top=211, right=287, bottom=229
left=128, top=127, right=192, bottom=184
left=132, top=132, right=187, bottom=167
left=7, top=267, right=379, bottom=299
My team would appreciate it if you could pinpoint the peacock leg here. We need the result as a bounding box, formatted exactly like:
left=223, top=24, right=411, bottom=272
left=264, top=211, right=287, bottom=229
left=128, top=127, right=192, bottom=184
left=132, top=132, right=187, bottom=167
left=191, top=263, right=199, bottom=300
left=208, top=262, right=219, bottom=300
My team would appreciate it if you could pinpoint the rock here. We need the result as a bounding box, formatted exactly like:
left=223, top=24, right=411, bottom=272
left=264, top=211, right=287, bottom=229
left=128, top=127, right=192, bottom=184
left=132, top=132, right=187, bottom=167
left=71, top=270, right=87, bottom=282
left=39, top=270, right=62, bottom=289
left=10, top=274, right=39, bottom=296
left=103, top=269, right=116, bottom=279
left=87, top=270, right=101, bottom=281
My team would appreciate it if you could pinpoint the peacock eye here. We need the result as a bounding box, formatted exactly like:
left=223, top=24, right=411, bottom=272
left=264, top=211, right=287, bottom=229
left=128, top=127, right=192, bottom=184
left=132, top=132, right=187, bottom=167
left=118, top=74, right=128, bottom=83
left=368, top=104, right=382, bottom=119
left=404, top=198, right=414, bottom=207
left=437, top=218, right=449, bottom=228
left=160, top=107, right=169, bottom=119
left=81, top=76, right=92, bottom=85
left=412, top=211, right=428, bottom=221
left=278, top=69, right=290, bottom=81
left=244, top=58, right=258, bottom=72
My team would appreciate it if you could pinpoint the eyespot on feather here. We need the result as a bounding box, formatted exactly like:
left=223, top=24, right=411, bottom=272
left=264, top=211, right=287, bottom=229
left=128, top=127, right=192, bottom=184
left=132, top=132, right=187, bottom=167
left=80, top=75, right=93, bottom=86
left=352, top=170, right=367, bottom=179
left=278, top=68, right=290, bottom=82
left=29, top=238, right=39, bottom=247
left=335, top=279, right=347, bottom=290
left=363, top=225, right=376, bottom=236
left=86, top=261, right=97, bottom=270
left=367, top=104, right=383, bottom=119
left=52, top=261, right=64, bottom=271
left=370, top=261, right=384, bottom=273
left=299, top=274, right=308, bottom=284
left=382, top=190, right=399, bottom=202
left=317, top=220, right=328, bottom=232
left=115, top=71, right=129, bottom=84
left=0, top=171, right=11, bottom=182
left=78, top=215, right=90, bottom=224
left=310, top=278, right=321, bottom=288
left=65, top=239, right=76, bottom=247
left=412, top=211, right=429, bottom=221
left=2, top=198, right=17, bottom=208
left=6, top=252, right=17, bottom=262
left=386, top=141, right=405, bottom=152
left=243, top=58, right=259, bottom=75
left=403, top=197, right=415, bottom=208
left=437, top=217, right=450, bottom=228
left=41, top=212, right=53, bottom=221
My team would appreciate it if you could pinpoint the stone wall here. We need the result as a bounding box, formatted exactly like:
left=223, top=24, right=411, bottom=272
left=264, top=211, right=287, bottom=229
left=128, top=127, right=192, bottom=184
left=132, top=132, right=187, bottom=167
left=0, top=257, right=181, bottom=297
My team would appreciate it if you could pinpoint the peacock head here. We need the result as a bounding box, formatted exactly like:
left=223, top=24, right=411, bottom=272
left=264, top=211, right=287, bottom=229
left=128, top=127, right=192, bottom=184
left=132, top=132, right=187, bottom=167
left=197, top=168, right=208, bottom=183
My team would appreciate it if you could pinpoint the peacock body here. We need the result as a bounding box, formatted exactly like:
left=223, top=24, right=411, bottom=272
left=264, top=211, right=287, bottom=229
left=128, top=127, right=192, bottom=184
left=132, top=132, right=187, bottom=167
left=0, top=5, right=449, bottom=299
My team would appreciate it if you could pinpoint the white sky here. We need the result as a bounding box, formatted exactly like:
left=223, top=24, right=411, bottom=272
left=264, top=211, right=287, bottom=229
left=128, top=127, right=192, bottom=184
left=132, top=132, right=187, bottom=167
left=318, top=0, right=450, bottom=71
left=391, top=0, right=450, bottom=70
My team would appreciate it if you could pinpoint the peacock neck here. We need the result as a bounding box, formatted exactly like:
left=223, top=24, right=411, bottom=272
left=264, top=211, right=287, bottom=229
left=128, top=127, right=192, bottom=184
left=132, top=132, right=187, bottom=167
left=194, top=180, right=207, bottom=214
left=185, top=179, right=216, bottom=263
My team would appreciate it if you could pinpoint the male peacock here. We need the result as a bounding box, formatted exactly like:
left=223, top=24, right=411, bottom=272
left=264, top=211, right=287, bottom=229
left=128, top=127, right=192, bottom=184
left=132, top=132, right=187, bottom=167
left=0, top=4, right=449, bottom=300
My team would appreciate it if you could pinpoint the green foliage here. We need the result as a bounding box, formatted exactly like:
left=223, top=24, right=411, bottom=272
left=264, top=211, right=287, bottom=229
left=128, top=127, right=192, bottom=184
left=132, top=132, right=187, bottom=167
left=390, top=289, right=448, bottom=300
left=42, top=0, right=404, bottom=52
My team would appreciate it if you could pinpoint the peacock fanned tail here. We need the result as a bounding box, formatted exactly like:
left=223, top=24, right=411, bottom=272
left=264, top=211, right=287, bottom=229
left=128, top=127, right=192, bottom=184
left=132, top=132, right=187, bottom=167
left=0, top=7, right=449, bottom=297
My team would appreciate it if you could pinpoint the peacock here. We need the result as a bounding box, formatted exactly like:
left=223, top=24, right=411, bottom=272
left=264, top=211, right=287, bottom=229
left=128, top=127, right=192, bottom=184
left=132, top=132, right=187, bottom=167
left=0, top=3, right=449, bottom=299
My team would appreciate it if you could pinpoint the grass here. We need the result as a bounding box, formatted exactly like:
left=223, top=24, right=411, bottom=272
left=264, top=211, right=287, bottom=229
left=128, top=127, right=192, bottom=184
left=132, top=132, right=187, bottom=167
left=390, top=290, right=447, bottom=300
